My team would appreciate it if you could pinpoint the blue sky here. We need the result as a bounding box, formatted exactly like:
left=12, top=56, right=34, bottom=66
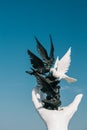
left=0, top=0, right=87, bottom=130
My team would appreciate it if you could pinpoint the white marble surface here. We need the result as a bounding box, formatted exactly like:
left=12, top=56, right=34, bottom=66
left=32, top=87, right=83, bottom=130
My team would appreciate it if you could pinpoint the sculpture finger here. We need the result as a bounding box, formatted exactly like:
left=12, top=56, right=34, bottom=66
left=32, top=87, right=43, bottom=110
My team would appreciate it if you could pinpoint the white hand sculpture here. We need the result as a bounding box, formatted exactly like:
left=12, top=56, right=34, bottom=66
left=32, top=87, right=83, bottom=130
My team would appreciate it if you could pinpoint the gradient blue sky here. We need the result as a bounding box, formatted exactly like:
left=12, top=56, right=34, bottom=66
left=0, top=0, right=87, bottom=130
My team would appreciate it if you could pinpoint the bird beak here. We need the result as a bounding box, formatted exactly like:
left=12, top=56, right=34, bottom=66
left=50, top=69, right=53, bottom=76
left=50, top=68, right=52, bottom=72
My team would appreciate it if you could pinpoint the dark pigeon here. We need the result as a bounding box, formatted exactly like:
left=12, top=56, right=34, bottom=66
left=33, top=71, right=58, bottom=97
left=26, top=49, right=50, bottom=74
left=26, top=49, right=49, bottom=74
left=42, top=97, right=61, bottom=110
left=33, top=71, right=61, bottom=110
left=35, top=35, right=54, bottom=68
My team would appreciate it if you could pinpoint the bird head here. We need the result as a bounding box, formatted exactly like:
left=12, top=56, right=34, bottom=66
left=50, top=68, right=57, bottom=77
left=50, top=68, right=54, bottom=73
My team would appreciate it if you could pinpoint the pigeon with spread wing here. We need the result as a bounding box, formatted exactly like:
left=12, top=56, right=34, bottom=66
left=26, top=49, right=50, bottom=74
left=32, top=70, right=61, bottom=110
left=50, top=47, right=77, bottom=83
left=26, top=36, right=54, bottom=75
left=32, top=70, right=58, bottom=96
left=35, top=35, right=54, bottom=68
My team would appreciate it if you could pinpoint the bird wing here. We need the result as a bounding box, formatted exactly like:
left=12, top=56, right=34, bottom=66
left=57, top=47, right=71, bottom=74
left=35, top=36, right=49, bottom=61
left=35, top=73, right=56, bottom=95
left=35, top=73, right=51, bottom=92
left=54, top=57, right=59, bottom=69
left=49, top=35, right=54, bottom=63
left=27, top=49, right=44, bottom=69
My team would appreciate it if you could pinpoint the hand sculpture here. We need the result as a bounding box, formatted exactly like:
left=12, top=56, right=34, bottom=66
left=32, top=87, right=83, bottom=130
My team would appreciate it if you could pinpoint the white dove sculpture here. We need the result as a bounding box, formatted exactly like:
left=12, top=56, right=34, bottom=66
left=50, top=47, right=77, bottom=83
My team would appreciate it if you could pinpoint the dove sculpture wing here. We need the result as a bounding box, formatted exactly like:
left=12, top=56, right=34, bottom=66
left=56, top=47, right=71, bottom=75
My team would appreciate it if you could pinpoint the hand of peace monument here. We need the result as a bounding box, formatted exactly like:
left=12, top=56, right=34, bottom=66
left=32, top=87, right=83, bottom=130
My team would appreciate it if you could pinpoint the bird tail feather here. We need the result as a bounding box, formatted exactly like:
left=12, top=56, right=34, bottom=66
left=64, top=75, right=77, bottom=83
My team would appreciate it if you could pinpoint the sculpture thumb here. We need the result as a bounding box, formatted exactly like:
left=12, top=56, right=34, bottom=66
left=65, top=94, right=83, bottom=120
